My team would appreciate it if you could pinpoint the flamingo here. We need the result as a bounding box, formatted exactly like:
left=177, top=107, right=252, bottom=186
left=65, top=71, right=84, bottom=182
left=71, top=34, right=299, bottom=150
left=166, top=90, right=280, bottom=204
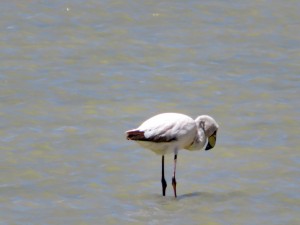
left=126, top=112, right=219, bottom=198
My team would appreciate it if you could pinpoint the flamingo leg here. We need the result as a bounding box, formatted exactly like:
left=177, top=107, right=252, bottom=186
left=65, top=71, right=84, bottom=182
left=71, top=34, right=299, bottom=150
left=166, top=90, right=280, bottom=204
left=172, top=154, right=177, bottom=198
left=161, top=155, right=167, bottom=196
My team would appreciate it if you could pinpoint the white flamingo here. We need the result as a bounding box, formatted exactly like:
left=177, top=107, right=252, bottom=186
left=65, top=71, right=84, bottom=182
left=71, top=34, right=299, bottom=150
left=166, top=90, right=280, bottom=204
left=126, top=112, right=219, bottom=197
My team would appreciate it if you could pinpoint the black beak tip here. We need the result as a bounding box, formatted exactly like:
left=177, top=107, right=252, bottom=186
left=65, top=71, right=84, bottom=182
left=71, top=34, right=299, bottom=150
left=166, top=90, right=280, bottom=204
left=205, top=143, right=212, bottom=151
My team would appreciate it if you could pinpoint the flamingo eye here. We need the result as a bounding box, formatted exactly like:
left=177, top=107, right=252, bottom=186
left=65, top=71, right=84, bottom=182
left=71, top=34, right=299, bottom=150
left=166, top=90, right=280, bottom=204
left=199, top=121, right=205, bottom=129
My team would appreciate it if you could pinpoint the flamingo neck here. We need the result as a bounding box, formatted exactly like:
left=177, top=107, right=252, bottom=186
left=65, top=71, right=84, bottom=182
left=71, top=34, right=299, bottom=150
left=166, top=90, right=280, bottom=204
left=187, top=128, right=206, bottom=150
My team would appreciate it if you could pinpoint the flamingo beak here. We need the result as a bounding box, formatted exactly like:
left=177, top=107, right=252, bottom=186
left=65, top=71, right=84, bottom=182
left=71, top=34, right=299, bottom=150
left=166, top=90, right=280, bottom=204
left=205, top=130, right=217, bottom=151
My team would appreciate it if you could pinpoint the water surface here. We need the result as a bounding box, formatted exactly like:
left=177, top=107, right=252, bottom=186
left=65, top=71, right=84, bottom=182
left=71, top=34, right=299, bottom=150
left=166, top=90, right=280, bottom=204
left=0, top=1, right=299, bottom=225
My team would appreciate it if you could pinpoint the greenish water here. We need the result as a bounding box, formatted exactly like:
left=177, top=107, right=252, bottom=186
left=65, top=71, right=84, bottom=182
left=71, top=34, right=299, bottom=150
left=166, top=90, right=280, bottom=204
left=0, top=1, right=299, bottom=225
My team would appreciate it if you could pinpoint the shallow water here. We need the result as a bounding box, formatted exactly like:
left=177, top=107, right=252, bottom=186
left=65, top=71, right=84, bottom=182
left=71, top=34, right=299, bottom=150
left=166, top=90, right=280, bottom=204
left=0, top=0, right=299, bottom=225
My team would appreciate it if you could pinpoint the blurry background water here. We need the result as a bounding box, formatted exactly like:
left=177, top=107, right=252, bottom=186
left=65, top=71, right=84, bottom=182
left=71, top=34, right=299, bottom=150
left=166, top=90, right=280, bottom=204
left=0, top=0, right=299, bottom=224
